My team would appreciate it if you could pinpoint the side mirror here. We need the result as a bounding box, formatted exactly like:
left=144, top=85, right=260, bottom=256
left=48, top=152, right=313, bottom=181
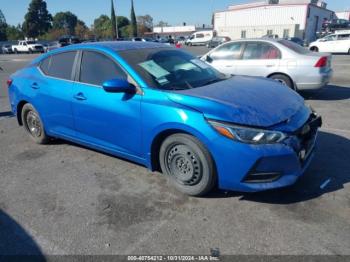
left=102, top=78, right=136, bottom=94
left=205, top=55, right=213, bottom=63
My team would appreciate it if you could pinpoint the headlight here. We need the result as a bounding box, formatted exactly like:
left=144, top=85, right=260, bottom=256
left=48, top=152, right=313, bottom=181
left=208, top=120, right=286, bottom=144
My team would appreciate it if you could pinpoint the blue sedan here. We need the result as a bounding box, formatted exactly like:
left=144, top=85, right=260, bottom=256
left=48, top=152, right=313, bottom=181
left=7, top=42, right=322, bottom=196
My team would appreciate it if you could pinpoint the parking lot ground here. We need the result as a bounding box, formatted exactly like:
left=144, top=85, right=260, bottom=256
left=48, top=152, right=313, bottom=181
left=0, top=50, right=350, bottom=256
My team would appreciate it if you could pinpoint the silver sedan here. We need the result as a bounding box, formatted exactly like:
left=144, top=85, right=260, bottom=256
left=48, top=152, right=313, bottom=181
left=201, top=39, right=333, bottom=91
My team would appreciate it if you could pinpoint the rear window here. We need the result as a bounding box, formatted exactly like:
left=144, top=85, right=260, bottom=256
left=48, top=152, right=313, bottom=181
left=39, top=56, right=51, bottom=75
left=278, top=40, right=310, bottom=54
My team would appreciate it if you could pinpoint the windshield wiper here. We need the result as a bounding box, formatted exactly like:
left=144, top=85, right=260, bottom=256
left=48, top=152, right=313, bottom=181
left=203, top=78, right=223, bottom=86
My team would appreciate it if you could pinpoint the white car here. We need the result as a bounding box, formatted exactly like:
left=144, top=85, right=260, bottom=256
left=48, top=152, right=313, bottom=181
left=309, top=30, right=350, bottom=54
left=186, top=31, right=214, bottom=46
left=12, top=40, right=44, bottom=54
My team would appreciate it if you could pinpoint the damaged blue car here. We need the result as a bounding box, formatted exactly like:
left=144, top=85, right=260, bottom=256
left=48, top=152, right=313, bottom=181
left=7, top=42, right=322, bottom=196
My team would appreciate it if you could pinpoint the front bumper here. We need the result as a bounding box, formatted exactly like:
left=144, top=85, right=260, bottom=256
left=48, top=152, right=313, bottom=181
left=211, top=114, right=322, bottom=192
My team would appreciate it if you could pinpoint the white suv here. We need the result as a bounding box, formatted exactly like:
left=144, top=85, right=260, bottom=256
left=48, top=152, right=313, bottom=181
left=309, top=30, right=350, bottom=54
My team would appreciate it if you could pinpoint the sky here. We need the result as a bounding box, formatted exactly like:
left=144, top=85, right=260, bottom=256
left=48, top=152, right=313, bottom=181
left=1, top=0, right=349, bottom=27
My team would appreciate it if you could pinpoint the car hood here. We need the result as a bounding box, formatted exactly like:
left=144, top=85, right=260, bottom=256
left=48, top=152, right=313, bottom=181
left=167, top=76, right=305, bottom=128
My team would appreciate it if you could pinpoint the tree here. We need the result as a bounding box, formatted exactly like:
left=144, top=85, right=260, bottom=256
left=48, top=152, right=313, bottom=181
left=111, top=0, right=117, bottom=39
left=137, top=15, right=153, bottom=35
left=93, top=15, right=112, bottom=40
left=22, top=0, right=52, bottom=38
left=0, top=9, right=7, bottom=41
left=155, top=21, right=170, bottom=27
left=74, top=20, right=91, bottom=40
left=53, top=11, right=78, bottom=35
left=117, top=16, right=130, bottom=37
left=130, top=0, right=137, bottom=37
left=6, top=24, right=24, bottom=40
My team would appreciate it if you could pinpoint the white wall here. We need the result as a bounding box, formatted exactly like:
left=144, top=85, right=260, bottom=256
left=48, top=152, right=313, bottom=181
left=214, top=4, right=333, bottom=42
left=336, top=11, right=350, bottom=20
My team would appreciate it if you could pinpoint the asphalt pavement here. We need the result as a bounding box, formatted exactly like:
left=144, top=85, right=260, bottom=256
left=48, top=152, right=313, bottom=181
left=0, top=49, right=349, bottom=256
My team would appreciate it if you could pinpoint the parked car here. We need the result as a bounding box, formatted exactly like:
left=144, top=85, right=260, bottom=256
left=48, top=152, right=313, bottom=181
left=262, top=34, right=279, bottom=39
left=7, top=42, right=322, bottom=196
left=58, top=35, right=81, bottom=47
left=309, top=30, right=350, bottom=54
left=43, top=42, right=61, bottom=53
left=207, top=36, right=231, bottom=48
left=1, top=44, right=13, bottom=54
left=175, top=36, right=187, bottom=45
left=185, top=31, right=214, bottom=46
left=12, top=40, right=44, bottom=54
left=322, top=19, right=350, bottom=32
left=154, top=38, right=173, bottom=45
left=284, top=37, right=306, bottom=46
left=202, top=38, right=333, bottom=90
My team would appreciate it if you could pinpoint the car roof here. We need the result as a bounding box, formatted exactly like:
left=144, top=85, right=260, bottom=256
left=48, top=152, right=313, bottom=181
left=67, top=41, right=169, bottom=52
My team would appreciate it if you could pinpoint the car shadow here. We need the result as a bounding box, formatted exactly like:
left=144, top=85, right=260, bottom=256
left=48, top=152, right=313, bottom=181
left=208, top=131, right=350, bottom=204
left=0, top=111, right=13, bottom=118
left=0, top=209, right=45, bottom=260
left=301, top=85, right=350, bottom=101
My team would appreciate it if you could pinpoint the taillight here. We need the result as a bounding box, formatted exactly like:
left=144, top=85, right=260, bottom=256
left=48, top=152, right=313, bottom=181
left=314, top=56, right=327, bottom=68
left=6, top=79, right=13, bottom=88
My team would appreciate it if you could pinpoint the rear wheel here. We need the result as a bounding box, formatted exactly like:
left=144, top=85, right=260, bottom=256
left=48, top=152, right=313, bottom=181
left=269, top=74, right=294, bottom=90
left=14, top=49, right=18, bottom=54
left=159, top=134, right=216, bottom=196
left=21, top=104, right=50, bottom=144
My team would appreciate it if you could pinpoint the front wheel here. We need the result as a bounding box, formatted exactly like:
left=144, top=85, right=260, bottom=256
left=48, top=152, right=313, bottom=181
left=310, top=46, right=319, bottom=52
left=159, top=134, right=216, bottom=196
left=21, top=103, right=50, bottom=144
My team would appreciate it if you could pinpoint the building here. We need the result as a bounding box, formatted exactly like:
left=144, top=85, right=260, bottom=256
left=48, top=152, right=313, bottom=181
left=147, top=25, right=213, bottom=38
left=214, top=0, right=334, bottom=42
left=336, top=11, right=350, bottom=20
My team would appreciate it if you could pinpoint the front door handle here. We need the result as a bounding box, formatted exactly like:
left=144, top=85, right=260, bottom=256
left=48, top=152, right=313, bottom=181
left=74, top=93, right=87, bottom=101
left=31, top=82, right=39, bottom=89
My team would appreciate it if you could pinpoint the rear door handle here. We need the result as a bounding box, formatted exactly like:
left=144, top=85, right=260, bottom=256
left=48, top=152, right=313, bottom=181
left=31, top=82, right=39, bottom=89
left=74, top=93, right=87, bottom=101
left=266, top=64, right=275, bottom=67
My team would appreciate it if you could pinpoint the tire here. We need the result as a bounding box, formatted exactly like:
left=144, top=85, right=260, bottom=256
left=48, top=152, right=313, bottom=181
left=14, top=49, right=18, bottom=54
left=269, top=74, right=294, bottom=90
left=159, top=134, right=216, bottom=196
left=310, top=46, right=319, bottom=52
left=348, top=48, right=350, bottom=55
left=21, top=103, right=50, bottom=144
left=28, top=49, right=33, bottom=54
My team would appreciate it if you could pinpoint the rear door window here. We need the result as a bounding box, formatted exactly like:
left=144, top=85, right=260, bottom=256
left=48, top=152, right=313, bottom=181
left=338, top=34, right=350, bottom=40
left=42, top=51, right=77, bottom=80
left=79, top=51, right=127, bottom=86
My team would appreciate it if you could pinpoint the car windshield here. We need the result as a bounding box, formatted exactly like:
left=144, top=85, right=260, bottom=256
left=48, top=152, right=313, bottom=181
left=118, top=48, right=227, bottom=90
left=277, top=39, right=310, bottom=54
